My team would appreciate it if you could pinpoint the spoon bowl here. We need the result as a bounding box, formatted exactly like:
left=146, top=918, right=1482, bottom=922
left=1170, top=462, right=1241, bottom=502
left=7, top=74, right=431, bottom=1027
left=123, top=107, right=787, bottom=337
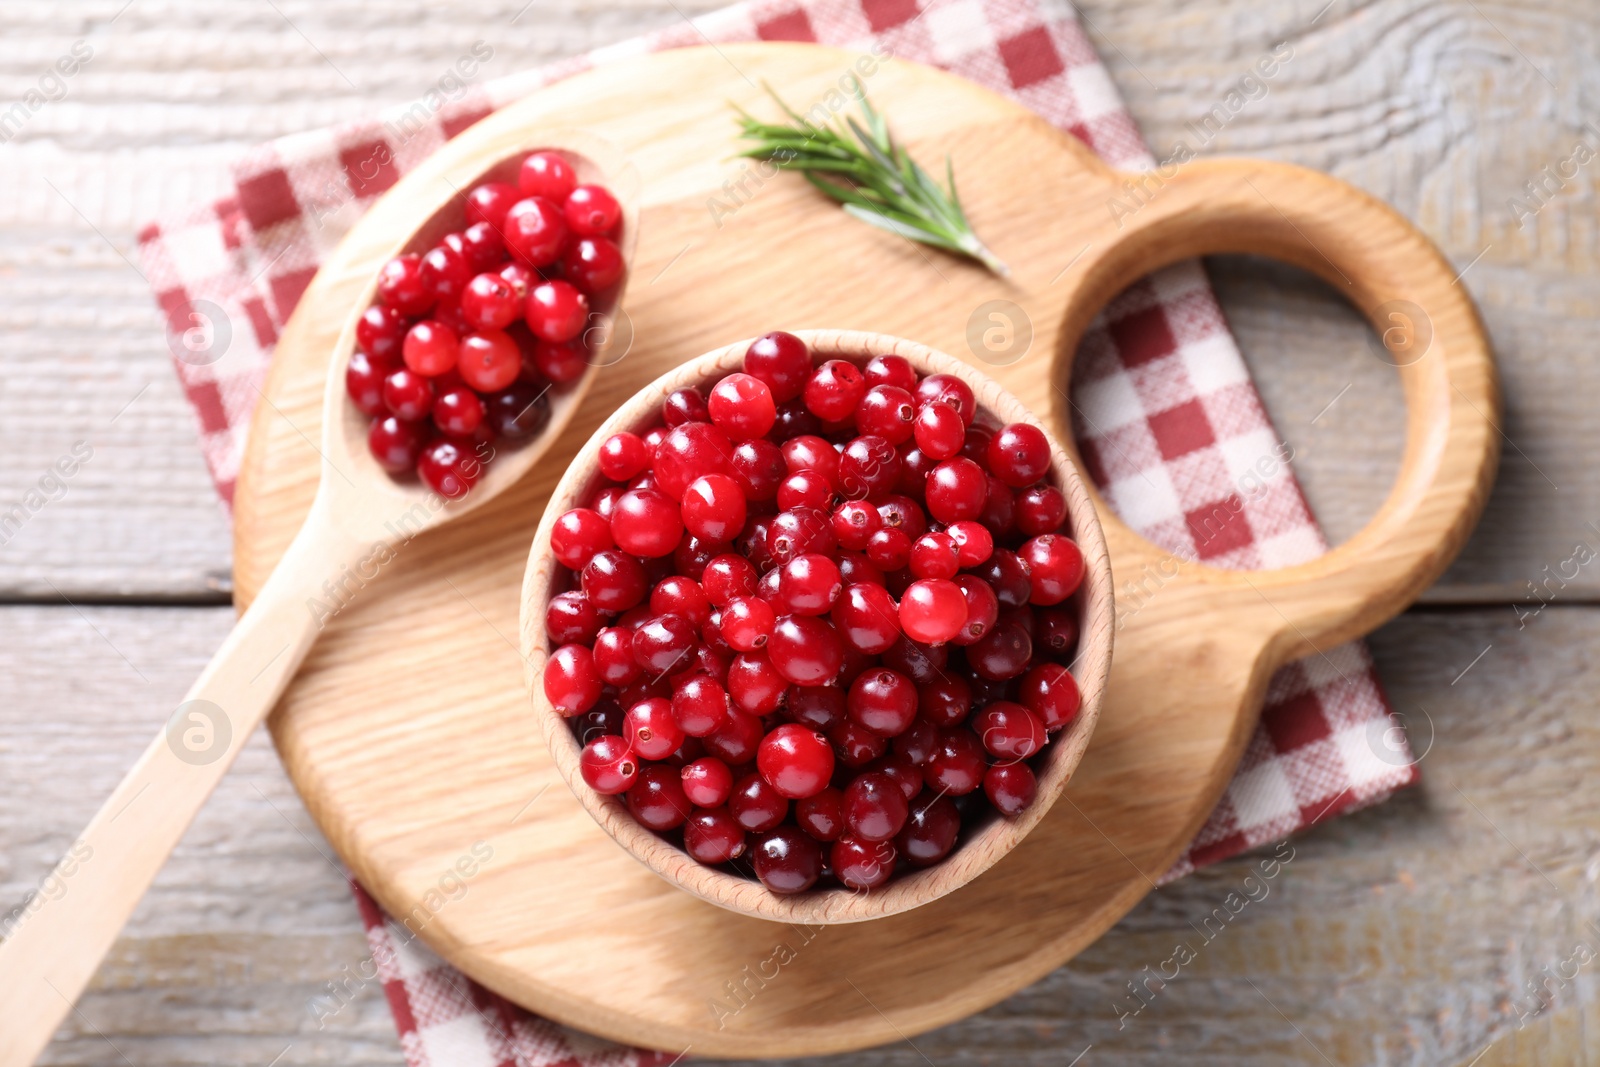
left=0, top=130, right=640, bottom=1067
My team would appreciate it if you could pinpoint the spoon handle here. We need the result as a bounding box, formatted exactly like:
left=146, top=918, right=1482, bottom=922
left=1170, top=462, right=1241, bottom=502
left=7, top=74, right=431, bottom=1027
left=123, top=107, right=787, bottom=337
left=0, top=498, right=357, bottom=1066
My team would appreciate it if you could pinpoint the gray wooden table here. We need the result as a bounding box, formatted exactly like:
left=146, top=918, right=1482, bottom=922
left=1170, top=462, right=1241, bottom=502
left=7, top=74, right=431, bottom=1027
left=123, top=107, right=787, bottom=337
left=2, top=1, right=1596, bottom=1064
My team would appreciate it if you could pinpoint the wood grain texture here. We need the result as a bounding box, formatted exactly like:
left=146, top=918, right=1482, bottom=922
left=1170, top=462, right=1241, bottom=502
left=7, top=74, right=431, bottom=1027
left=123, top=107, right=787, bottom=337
left=229, top=44, right=1491, bottom=1056
left=0, top=0, right=1594, bottom=1064
left=519, top=331, right=1116, bottom=925
left=9, top=604, right=1600, bottom=1066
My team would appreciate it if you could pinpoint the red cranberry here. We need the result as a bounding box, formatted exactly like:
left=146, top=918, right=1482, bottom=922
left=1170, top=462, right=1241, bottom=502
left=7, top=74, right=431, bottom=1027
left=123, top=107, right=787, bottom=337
left=829, top=720, right=888, bottom=767
left=743, top=331, right=811, bottom=402
left=451, top=330, right=518, bottom=392
left=778, top=471, right=834, bottom=512
left=1036, top=607, right=1079, bottom=659
left=533, top=337, right=588, bottom=383
left=459, top=222, right=503, bottom=272
left=985, top=762, right=1038, bottom=816
left=562, top=236, right=625, bottom=293
left=627, top=764, right=692, bottom=830
left=1016, top=485, right=1067, bottom=537
left=519, top=151, right=576, bottom=200
left=757, top=723, right=835, bottom=799
left=682, top=474, right=747, bottom=543
left=925, top=458, right=988, bottom=524
left=681, top=757, right=735, bottom=807
left=898, top=579, right=968, bottom=646
left=838, top=435, right=901, bottom=499
left=917, top=676, right=972, bottom=728
left=730, top=438, right=787, bottom=500
left=486, top=384, right=549, bottom=439
left=766, top=507, right=835, bottom=565
left=796, top=786, right=845, bottom=841
left=551, top=508, right=613, bottom=570
left=913, top=402, right=966, bottom=459
left=727, top=652, right=785, bottom=716
left=377, top=253, right=433, bottom=316
left=420, top=244, right=473, bottom=304
left=950, top=574, right=1000, bottom=646
left=546, top=590, right=602, bottom=644
left=770, top=397, right=822, bottom=441
left=843, top=771, right=909, bottom=842
left=804, top=360, right=867, bottom=422
left=383, top=368, right=435, bottom=422
left=706, top=711, right=765, bottom=766
left=865, top=527, right=912, bottom=571
left=720, top=596, right=776, bottom=652
left=915, top=372, right=976, bottom=422
left=593, top=627, right=640, bottom=686
left=564, top=184, right=622, bottom=236
left=987, top=423, right=1052, bottom=487
left=751, top=827, right=823, bottom=894
left=579, top=735, right=638, bottom=794
left=871, top=753, right=923, bottom=800
left=464, top=181, right=520, bottom=230
left=881, top=636, right=948, bottom=685
left=767, top=615, right=844, bottom=686
left=833, top=836, right=895, bottom=890
left=778, top=554, right=842, bottom=615
left=632, top=613, right=698, bottom=675
left=730, top=772, right=788, bottom=832
left=623, top=696, right=686, bottom=760
left=433, top=387, right=484, bottom=437
left=684, top=807, right=746, bottom=863
left=896, top=794, right=960, bottom=865
left=545, top=644, right=601, bottom=716
left=972, top=701, right=1046, bottom=760
left=526, top=280, right=589, bottom=343
left=855, top=385, right=916, bottom=444
left=356, top=304, right=406, bottom=361
left=417, top=439, right=482, bottom=499
left=981, top=473, right=1017, bottom=537
left=663, top=387, right=708, bottom=426
left=503, top=196, right=567, bottom=266
left=947, top=521, right=994, bottom=568
left=702, top=554, right=759, bottom=606
left=655, top=423, right=735, bottom=501
left=367, top=416, right=425, bottom=473
left=1021, top=663, right=1081, bottom=730
left=610, top=488, right=683, bottom=558
left=863, top=354, right=916, bottom=392
left=832, top=500, right=881, bottom=550
left=673, top=673, right=730, bottom=736
left=599, top=432, right=649, bottom=481
left=581, top=549, right=648, bottom=613
left=651, top=576, right=710, bottom=628
left=909, top=531, right=960, bottom=580
left=977, top=549, right=1033, bottom=608
left=787, top=686, right=845, bottom=731
left=708, top=372, right=777, bottom=440
left=892, top=717, right=939, bottom=766
left=847, top=668, right=917, bottom=737
left=1019, top=534, right=1085, bottom=605
left=925, top=729, right=986, bottom=795
left=968, top=622, right=1033, bottom=680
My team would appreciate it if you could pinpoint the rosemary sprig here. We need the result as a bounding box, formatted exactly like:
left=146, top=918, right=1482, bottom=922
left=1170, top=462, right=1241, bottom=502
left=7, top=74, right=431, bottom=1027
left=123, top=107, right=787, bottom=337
left=733, top=85, right=1010, bottom=277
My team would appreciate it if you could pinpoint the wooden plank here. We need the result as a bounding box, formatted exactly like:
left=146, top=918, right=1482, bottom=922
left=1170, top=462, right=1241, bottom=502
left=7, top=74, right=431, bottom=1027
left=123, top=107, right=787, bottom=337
left=0, top=0, right=1597, bottom=598
left=7, top=603, right=1599, bottom=1064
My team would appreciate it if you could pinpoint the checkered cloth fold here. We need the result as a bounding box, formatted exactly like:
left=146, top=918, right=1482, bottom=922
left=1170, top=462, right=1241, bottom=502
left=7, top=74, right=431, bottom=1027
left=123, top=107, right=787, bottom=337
left=136, top=0, right=1418, bottom=1059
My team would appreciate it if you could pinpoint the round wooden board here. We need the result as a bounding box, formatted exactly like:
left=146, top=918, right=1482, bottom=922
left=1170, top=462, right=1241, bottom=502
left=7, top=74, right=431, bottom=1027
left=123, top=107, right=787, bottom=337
left=233, top=44, right=1497, bottom=1058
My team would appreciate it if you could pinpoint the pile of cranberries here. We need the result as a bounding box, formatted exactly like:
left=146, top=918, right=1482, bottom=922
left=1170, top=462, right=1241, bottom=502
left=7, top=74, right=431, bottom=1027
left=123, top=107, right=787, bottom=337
left=542, top=332, right=1085, bottom=895
left=345, top=150, right=625, bottom=498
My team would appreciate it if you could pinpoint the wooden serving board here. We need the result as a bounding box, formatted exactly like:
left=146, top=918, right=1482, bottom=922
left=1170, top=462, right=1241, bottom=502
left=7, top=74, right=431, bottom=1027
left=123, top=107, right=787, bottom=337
left=233, top=44, right=1497, bottom=1057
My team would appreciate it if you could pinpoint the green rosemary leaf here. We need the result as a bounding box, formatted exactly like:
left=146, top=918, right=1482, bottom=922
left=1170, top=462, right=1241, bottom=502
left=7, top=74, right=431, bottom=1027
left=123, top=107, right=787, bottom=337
left=732, top=87, right=1009, bottom=277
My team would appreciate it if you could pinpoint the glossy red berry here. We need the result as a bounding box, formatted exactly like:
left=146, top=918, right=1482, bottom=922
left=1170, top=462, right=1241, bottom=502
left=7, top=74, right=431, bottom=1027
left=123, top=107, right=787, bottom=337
left=796, top=787, right=845, bottom=841
left=984, top=762, right=1038, bottom=816
left=419, top=244, right=473, bottom=304
left=863, top=354, right=916, bottom=392
left=581, top=549, right=648, bottom=613
left=913, top=401, right=966, bottom=459
left=663, top=387, right=709, bottom=426
left=898, top=579, right=967, bottom=646
left=909, top=531, right=961, bottom=580
left=417, top=439, right=481, bottom=499
left=580, top=735, right=638, bottom=794
left=847, top=668, right=918, bottom=737
left=564, top=184, right=622, bottom=236
left=681, top=474, right=747, bottom=543
left=1016, top=484, right=1067, bottom=537
left=503, top=196, right=568, bottom=266
left=347, top=351, right=396, bottom=416
left=433, top=387, right=485, bottom=437
left=896, top=794, right=960, bottom=865
left=803, top=359, right=867, bottom=421
left=972, top=701, right=1046, bottom=760
left=460, top=272, right=521, bottom=331
left=684, top=807, right=746, bottom=863
left=519, top=151, right=577, bottom=200
left=967, top=621, right=1033, bottom=680
left=757, top=723, right=835, bottom=799
left=486, top=384, right=549, bottom=439
left=673, top=673, right=730, bottom=737
left=987, top=423, right=1052, bottom=487
left=402, top=320, right=458, bottom=377
left=720, top=596, right=776, bottom=652
left=947, top=521, right=994, bottom=568
left=743, top=331, right=811, bottom=402
left=855, top=385, right=917, bottom=444
left=730, top=772, right=788, bottom=832
left=561, top=235, right=625, bottom=293
left=1021, top=662, right=1082, bottom=730
left=627, top=764, right=692, bottom=830
left=545, top=644, right=601, bottom=716
left=843, top=771, right=909, bottom=842
left=526, top=279, right=589, bottom=343
left=751, top=827, right=823, bottom=894
left=378, top=253, right=433, bottom=317
left=838, top=435, right=901, bottom=499
left=681, top=757, right=734, bottom=807
left=767, top=615, right=844, bottom=686
left=707, top=372, right=777, bottom=440
left=778, top=554, right=842, bottom=616
left=833, top=836, right=895, bottom=890
left=925, top=729, right=986, bottom=795
left=925, top=458, right=988, bottom=524
left=551, top=508, right=613, bottom=570
left=610, top=488, right=683, bottom=558
left=1019, top=534, right=1085, bottom=605
left=599, top=431, right=649, bottom=481
left=464, top=181, right=520, bottom=230
left=532, top=337, right=588, bottom=383
left=367, top=415, right=425, bottom=473
left=624, top=696, right=686, bottom=760
left=356, top=304, right=407, bottom=361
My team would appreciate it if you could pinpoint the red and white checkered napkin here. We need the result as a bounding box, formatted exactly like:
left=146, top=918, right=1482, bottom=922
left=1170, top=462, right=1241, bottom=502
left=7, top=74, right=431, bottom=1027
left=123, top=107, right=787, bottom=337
left=138, top=0, right=1417, bottom=1058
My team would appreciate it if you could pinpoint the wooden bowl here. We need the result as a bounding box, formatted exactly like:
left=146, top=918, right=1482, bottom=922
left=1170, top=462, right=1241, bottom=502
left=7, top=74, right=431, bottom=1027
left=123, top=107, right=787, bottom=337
left=519, top=329, right=1114, bottom=924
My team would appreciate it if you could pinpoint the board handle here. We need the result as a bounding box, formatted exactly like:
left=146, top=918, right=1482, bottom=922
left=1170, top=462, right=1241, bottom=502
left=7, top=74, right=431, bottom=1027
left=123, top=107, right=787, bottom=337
left=1062, top=158, right=1500, bottom=664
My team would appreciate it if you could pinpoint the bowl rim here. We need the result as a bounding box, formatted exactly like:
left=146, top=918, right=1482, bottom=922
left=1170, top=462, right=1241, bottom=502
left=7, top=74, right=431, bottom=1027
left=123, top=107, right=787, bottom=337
left=519, top=329, right=1114, bottom=924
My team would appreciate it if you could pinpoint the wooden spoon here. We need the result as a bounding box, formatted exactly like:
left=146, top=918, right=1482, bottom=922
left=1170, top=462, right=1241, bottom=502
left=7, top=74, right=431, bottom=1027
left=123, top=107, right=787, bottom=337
left=0, top=131, right=638, bottom=1067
